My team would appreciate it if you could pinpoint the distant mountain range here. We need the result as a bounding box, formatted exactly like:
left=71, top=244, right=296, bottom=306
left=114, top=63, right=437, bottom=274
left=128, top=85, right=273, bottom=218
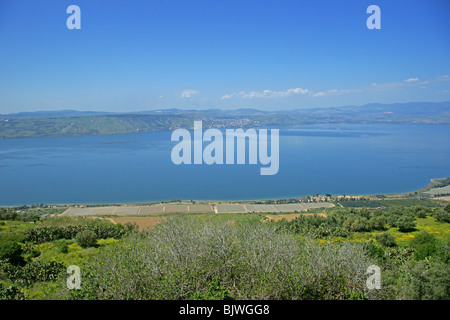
left=1, top=101, right=449, bottom=139
left=1, top=110, right=114, bottom=119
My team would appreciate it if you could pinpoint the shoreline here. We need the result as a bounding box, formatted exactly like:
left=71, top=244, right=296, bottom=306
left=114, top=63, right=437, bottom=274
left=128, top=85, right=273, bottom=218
left=2, top=177, right=448, bottom=209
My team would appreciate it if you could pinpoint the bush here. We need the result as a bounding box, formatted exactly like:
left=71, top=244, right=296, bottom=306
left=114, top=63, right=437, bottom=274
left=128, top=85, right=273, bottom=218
left=21, top=242, right=40, bottom=262
left=17, top=212, right=41, bottom=222
left=413, top=206, right=429, bottom=219
left=376, top=233, right=397, bottom=247
left=0, top=241, right=24, bottom=266
left=5, top=261, right=65, bottom=287
left=404, top=261, right=450, bottom=300
left=435, top=240, right=450, bottom=264
left=432, top=209, right=450, bottom=223
left=369, top=216, right=387, bottom=231
left=55, top=239, right=69, bottom=254
left=0, top=283, right=25, bottom=300
left=123, top=222, right=139, bottom=233
left=364, top=240, right=385, bottom=261
left=409, top=231, right=437, bottom=247
left=25, top=225, right=126, bottom=243
left=445, top=204, right=450, bottom=213
left=64, top=217, right=375, bottom=300
left=0, top=209, right=17, bottom=221
left=409, top=231, right=439, bottom=261
left=76, top=230, right=97, bottom=248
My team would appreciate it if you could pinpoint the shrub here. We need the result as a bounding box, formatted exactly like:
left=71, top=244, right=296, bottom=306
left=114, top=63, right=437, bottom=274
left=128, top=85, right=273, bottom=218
left=409, top=231, right=437, bottom=248
left=21, top=242, right=40, bottom=261
left=0, top=283, right=25, bottom=300
left=123, top=222, right=139, bottom=233
left=413, top=206, right=429, bottom=219
left=55, top=239, right=69, bottom=254
left=63, top=217, right=375, bottom=300
left=376, top=233, right=397, bottom=247
left=0, top=209, right=17, bottom=221
left=432, top=209, right=450, bottom=223
left=364, top=240, right=385, bottom=261
left=0, top=241, right=24, bottom=266
left=409, top=231, right=439, bottom=261
left=435, top=240, right=450, bottom=264
left=25, top=225, right=126, bottom=243
left=369, top=216, right=387, bottom=231
left=445, top=204, right=450, bottom=213
left=396, top=216, right=416, bottom=232
left=5, top=261, right=65, bottom=287
left=76, top=230, right=97, bottom=248
left=404, top=261, right=450, bottom=300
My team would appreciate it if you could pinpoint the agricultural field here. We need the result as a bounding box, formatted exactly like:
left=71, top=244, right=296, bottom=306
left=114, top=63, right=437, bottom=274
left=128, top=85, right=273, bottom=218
left=62, top=206, right=137, bottom=216
left=108, top=216, right=166, bottom=231
left=425, top=185, right=450, bottom=196
left=216, top=204, right=248, bottom=213
left=137, top=205, right=166, bottom=215
left=339, top=199, right=441, bottom=208
left=433, top=196, right=450, bottom=202
left=61, top=202, right=333, bottom=216
left=265, top=213, right=327, bottom=222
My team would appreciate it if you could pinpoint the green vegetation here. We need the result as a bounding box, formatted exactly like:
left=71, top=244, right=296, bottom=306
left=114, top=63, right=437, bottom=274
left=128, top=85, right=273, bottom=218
left=62, top=218, right=377, bottom=300
left=0, top=114, right=194, bottom=139
left=25, top=224, right=125, bottom=243
left=2, top=101, right=450, bottom=139
left=375, top=233, right=397, bottom=247
left=274, top=206, right=440, bottom=238
left=0, top=201, right=449, bottom=300
left=0, top=213, right=130, bottom=299
left=0, top=241, right=24, bottom=266
left=424, top=178, right=450, bottom=191
left=339, top=199, right=439, bottom=208
left=76, top=230, right=97, bottom=248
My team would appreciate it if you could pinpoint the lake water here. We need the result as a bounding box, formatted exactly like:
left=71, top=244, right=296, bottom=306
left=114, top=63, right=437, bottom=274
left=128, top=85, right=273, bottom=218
left=0, top=124, right=449, bottom=206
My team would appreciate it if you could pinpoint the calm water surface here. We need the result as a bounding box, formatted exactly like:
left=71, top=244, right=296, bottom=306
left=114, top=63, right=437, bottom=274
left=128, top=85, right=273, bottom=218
left=0, top=124, right=449, bottom=206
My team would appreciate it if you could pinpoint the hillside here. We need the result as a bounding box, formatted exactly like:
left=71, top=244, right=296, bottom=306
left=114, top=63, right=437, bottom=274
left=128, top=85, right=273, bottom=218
left=1, top=101, right=449, bottom=139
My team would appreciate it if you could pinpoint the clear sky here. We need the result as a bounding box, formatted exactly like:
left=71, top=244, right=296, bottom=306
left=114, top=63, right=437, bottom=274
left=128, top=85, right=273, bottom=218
left=0, top=0, right=449, bottom=113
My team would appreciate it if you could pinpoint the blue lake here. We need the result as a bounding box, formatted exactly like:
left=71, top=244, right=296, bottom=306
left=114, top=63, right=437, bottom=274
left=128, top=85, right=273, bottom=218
left=0, top=124, right=449, bottom=206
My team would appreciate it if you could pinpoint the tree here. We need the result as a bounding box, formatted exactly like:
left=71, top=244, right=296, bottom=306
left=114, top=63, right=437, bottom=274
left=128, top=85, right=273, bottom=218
left=405, top=261, right=450, bottom=300
left=376, top=232, right=397, bottom=247
left=396, top=216, right=416, bottom=232
left=370, top=216, right=387, bottom=231
left=123, top=222, right=139, bottom=233
left=0, top=209, right=17, bottom=221
left=444, top=204, right=450, bottom=213
left=76, top=230, right=97, bottom=248
left=413, top=206, right=428, bottom=219
left=0, top=241, right=24, bottom=265
left=432, top=209, right=450, bottom=223
left=409, top=231, right=439, bottom=261
left=0, top=283, right=25, bottom=300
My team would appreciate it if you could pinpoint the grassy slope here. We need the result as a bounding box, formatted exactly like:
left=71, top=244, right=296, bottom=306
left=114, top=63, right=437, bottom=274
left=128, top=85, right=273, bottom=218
left=0, top=114, right=194, bottom=138
left=2, top=102, right=450, bottom=139
left=350, top=216, right=450, bottom=245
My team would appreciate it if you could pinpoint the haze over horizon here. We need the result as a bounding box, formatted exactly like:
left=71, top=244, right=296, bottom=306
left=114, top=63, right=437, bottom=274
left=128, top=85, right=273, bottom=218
left=2, top=100, right=450, bottom=116
left=1, top=0, right=449, bottom=113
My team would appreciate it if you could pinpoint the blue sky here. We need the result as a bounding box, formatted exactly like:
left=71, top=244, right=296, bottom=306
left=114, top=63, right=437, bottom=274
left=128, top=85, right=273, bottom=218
left=0, top=0, right=449, bottom=113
